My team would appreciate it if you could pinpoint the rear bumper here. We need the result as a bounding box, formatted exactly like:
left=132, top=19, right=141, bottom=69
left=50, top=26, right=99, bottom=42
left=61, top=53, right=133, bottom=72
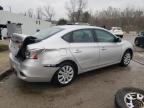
left=9, top=53, right=58, bottom=82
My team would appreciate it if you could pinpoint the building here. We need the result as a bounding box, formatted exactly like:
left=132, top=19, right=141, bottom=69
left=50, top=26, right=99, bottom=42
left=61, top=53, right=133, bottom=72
left=0, top=10, right=52, bottom=37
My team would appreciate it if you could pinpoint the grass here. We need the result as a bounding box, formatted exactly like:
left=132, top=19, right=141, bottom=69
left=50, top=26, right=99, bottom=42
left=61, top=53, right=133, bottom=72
left=0, top=51, right=9, bottom=72
left=0, top=43, right=8, bottom=51
left=0, top=40, right=10, bottom=72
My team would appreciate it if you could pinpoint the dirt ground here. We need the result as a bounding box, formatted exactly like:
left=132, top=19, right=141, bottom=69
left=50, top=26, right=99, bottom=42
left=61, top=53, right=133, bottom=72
left=0, top=51, right=9, bottom=72
left=0, top=35, right=144, bottom=108
left=0, top=40, right=9, bottom=72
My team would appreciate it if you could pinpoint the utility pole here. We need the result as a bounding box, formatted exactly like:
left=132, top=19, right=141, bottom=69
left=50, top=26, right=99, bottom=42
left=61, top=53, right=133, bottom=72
left=9, top=6, right=11, bottom=12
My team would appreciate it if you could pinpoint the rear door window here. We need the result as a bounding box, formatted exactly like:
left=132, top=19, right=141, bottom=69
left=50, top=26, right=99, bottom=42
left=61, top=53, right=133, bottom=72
left=72, top=29, right=95, bottom=43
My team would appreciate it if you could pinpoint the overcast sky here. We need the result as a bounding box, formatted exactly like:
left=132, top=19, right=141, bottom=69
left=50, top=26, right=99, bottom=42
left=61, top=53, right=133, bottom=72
left=0, top=0, right=144, bottom=19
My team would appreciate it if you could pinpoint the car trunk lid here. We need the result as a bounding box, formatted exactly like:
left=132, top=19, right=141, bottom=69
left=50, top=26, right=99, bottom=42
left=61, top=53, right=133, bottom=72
left=9, top=33, right=40, bottom=61
left=9, top=33, right=28, bottom=56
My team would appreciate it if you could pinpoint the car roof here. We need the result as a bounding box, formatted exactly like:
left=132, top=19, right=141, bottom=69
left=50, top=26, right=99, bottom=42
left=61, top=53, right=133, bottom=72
left=56, top=25, right=104, bottom=31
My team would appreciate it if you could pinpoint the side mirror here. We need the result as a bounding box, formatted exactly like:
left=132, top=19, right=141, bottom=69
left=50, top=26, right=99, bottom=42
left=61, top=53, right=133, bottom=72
left=114, top=37, right=121, bottom=42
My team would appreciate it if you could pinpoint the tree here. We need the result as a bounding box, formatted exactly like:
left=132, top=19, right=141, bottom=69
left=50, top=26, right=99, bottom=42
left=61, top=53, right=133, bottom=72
left=65, top=0, right=87, bottom=23
left=82, top=11, right=91, bottom=23
left=88, top=7, right=144, bottom=31
left=27, top=9, right=34, bottom=18
left=42, top=5, right=55, bottom=22
left=65, top=0, right=76, bottom=22
left=57, top=19, right=67, bottom=25
left=36, top=7, right=43, bottom=20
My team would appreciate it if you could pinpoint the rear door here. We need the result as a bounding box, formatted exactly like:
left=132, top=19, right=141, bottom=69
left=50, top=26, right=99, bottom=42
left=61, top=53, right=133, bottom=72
left=94, top=29, right=122, bottom=65
left=69, top=29, right=100, bottom=70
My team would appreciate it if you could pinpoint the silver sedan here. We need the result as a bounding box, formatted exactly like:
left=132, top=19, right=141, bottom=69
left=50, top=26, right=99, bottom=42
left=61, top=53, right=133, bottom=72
left=9, top=25, right=133, bottom=86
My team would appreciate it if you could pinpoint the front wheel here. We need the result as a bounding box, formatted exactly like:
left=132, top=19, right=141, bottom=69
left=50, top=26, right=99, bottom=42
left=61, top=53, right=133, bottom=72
left=120, top=35, right=123, bottom=38
left=120, top=51, right=132, bottom=67
left=52, top=62, right=76, bottom=87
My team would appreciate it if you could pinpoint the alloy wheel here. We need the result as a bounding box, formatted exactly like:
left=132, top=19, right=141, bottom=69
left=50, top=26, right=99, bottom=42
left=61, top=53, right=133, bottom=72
left=123, top=53, right=131, bottom=65
left=124, top=92, right=144, bottom=108
left=58, top=65, right=74, bottom=84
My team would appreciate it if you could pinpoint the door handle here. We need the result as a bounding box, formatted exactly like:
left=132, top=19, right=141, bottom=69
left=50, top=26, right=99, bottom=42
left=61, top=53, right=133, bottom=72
left=101, top=47, right=107, bottom=51
left=73, top=49, right=82, bottom=53
left=101, top=48, right=107, bottom=51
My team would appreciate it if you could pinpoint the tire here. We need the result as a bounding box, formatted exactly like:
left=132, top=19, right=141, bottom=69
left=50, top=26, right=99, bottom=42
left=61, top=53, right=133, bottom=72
left=52, top=62, right=76, bottom=87
left=120, top=51, right=132, bottom=67
left=135, top=39, right=140, bottom=46
left=116, top=35, right=123, bottom=38
left=115, top=87, right=144, bottom=108
left=120, top=35, right=123, bottom=38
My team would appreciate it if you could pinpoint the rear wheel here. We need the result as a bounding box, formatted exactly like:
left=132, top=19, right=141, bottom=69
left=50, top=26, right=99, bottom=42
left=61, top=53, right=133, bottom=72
left=120, top=51, right=132, bottom=67
left=52, top=62, right=76, bottom=87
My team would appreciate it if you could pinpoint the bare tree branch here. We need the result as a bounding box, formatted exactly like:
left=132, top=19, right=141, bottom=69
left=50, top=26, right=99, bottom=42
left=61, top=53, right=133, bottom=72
left=36, top=7, right=43, bottom=20
left=27, top=8, right=34, bottom=18
left=65, top=0, right=87, bottom=23
left=42, top=5, right=55, bottom=22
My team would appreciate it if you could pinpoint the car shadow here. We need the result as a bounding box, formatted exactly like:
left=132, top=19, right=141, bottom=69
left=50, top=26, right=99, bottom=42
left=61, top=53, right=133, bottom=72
left=76, top=64, right=129, bottom=80
left=13, top=64, right=130, bottom=95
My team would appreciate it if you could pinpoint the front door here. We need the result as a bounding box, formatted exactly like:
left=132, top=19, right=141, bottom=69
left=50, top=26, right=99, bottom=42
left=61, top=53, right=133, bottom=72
left=94, top=29, right=122, bottom=65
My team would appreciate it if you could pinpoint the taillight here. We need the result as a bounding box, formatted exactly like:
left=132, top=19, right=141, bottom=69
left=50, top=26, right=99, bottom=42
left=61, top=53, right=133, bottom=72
left=25, top=49, right=44, bottom=59
left=31, top=52, right=38, bottom=59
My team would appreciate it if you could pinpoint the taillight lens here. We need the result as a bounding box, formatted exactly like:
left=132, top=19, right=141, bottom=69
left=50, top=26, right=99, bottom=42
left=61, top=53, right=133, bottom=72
left=25, top=49, right=44, bottom=59
left=31, top=52, right=38, bottom=59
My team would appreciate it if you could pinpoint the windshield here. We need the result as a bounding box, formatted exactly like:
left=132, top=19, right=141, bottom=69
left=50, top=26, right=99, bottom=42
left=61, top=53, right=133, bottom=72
left=33, top=27, right=64, bottom=40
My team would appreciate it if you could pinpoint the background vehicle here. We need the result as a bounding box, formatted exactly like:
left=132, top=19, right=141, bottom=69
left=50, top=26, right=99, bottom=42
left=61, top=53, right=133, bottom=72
left=9, top=25, right=133, bottom=86
left=134, top=32, right=144, bottom=47
left=110, top=27, right=124, bottom=38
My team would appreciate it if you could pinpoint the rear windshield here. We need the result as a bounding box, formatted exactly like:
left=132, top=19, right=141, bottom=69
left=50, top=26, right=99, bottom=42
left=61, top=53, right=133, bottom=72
left=33, top=27, right=64, bottom=40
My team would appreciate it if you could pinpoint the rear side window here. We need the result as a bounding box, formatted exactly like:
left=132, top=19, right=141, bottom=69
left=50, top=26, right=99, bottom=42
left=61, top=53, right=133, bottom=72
left=33, top=27, right=64, bottom=40
left=62, top=33, right=72, bottom=42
